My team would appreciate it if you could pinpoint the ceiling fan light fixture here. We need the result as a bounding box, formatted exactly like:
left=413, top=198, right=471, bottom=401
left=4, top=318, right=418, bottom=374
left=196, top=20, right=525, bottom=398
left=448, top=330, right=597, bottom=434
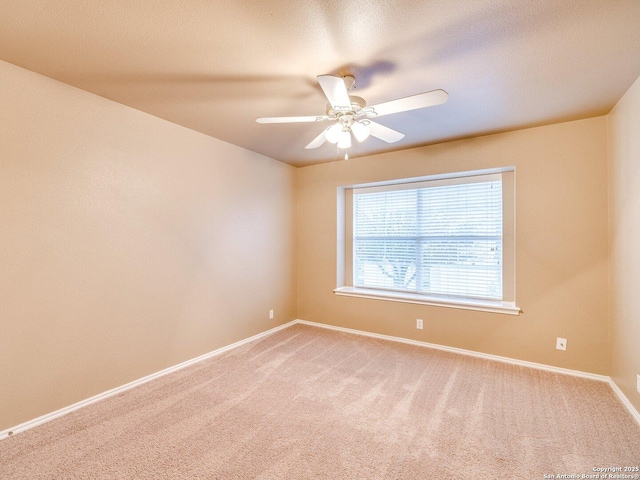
left=325, top=124, right=342, bottom=144
left=337, top=131, right=352, bottom=149
left=351, top=121, right=371, bottom=142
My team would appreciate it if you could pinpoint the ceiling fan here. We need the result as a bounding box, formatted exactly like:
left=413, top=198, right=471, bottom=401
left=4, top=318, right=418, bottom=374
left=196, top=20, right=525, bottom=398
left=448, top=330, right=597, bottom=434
left=256, top=74, right=448, bottom=155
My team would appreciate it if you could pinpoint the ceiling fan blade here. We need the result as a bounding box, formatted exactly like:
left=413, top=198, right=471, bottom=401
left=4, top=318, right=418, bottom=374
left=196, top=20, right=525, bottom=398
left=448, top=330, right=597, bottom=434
left=367, top=121, right=405, bottom=143
left=256, top=115, right=328, bottom=124
left=305, top=130, right=328, bottom=149
left=368, top=89, right=448, bottom=117
left=317, top=75, right=351, bottom=108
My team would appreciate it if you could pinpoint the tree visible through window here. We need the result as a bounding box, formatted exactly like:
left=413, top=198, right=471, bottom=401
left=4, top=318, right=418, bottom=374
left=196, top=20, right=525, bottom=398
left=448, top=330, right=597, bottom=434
left=353, top=175, right=503, bottom=301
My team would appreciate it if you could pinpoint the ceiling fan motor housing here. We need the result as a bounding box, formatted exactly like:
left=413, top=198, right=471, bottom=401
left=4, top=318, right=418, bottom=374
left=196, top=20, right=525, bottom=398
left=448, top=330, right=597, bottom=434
left=326, top=95, right=367, bottom=117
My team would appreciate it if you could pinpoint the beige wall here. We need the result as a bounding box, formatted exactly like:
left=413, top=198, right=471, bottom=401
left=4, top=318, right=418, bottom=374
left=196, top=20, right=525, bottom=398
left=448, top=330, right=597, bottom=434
left=608, top=75, right=640, bottom=413
left=0, top=60, right=297, bottom=431
left=297, top=117, right=609, bottom=374
left=2, top=53, right=634, bottom=433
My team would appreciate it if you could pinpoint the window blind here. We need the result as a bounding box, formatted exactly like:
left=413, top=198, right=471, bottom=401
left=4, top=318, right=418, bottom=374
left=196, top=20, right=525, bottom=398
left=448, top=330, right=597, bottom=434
left=353, top=175, right=503, bottom=300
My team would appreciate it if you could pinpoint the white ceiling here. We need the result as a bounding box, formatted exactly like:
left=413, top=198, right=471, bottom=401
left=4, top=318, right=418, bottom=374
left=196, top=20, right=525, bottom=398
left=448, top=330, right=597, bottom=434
left=1, top=0, right=640, bottom=167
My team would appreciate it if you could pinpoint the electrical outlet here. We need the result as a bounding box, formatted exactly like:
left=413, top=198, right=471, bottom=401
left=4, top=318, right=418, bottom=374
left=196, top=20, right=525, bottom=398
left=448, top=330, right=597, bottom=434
left=637, top=374, right=640, bottom=394
left=556, top=337, right=567, bottom=351
left=269, top=309, right=274, bottom=319
left=416, top=319, right=423, bottom=330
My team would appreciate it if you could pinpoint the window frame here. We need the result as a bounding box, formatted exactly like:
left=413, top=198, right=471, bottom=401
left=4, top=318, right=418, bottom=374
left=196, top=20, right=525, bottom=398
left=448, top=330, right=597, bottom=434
left=335, top=168, right=520, bottom=315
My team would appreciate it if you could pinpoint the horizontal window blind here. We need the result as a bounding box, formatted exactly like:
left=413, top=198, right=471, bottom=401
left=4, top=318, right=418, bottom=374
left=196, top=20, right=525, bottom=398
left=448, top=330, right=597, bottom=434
left=353, top=175, right=503, bottom=300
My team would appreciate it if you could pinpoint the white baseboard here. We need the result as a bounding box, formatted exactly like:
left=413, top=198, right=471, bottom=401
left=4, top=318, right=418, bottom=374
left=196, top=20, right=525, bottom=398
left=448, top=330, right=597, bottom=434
left=294, top=319, right=640, bottom=426
left=294, top=319, right=608, bottom=381
left=608, top=378, right=640, bottom=426
left=3, top=318, right=638, bottom=441
left=0, top=320, right=297, bottom=441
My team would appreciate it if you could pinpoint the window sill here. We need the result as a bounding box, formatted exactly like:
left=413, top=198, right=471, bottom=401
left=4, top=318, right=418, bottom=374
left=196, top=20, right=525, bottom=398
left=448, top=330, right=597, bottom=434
left=333, top=287, right=521, bottom=316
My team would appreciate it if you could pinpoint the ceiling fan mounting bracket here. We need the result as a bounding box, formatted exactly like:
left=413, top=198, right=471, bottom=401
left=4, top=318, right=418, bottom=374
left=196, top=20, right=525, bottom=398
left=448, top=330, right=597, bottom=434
left=342, top=75, right=356, bottom=90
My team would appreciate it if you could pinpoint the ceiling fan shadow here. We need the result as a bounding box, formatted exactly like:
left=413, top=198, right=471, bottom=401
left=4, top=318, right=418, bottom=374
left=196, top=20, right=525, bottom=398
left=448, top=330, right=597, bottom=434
left=71, top=73, right=317, bottom=104
left=327, top=60, right=396, bottom=90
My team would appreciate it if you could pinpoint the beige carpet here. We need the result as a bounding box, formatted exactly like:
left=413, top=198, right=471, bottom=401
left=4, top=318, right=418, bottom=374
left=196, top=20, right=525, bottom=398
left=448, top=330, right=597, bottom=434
left=1, top=324, right=639, bottom=479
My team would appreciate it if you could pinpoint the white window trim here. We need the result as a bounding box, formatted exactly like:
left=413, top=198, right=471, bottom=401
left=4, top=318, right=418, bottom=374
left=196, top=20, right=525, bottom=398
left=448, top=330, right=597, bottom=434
left=333, top=286, right=521, bottom=315
left=336, top=167, right=520, bottom=316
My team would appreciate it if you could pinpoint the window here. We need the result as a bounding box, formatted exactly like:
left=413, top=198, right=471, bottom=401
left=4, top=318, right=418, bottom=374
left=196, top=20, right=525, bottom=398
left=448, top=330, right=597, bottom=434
left=335, top=169, right=519, bottom=315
